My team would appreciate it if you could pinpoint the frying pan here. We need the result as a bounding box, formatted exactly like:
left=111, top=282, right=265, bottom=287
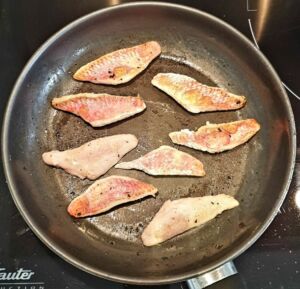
left=2, top=2, right=296, bottom=287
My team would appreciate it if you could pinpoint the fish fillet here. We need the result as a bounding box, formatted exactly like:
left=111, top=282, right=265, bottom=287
left=151, top=73, right=246, bottom=113
left=142, top=194, right=239, bottom=246
left=169, top=119, right=260, bottom=153
left=74, top=41, right=161, bottom=85
left=68, top=176, right=158, bottom=218
left=42, top=134, right=138, bottom=180
left=52, top=93, right=146, bottom=127
left=115, top=145, right=205, bottom=176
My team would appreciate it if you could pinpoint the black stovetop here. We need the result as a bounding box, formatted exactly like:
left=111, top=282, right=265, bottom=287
left=0, top=1, right=299, bottom=288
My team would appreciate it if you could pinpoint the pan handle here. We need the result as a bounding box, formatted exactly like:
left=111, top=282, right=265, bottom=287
left=186, top=261, right=237, bottom=289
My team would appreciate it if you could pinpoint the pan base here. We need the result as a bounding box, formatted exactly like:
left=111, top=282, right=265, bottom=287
left=48, top=57, right=248, bottom=244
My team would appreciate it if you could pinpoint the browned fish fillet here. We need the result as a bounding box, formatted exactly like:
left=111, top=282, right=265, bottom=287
left=142, top=194, right=239, bottom=246
left=52, top=93, right=146, bottom=127
left=42, top=134, right=138, bottom=180
left=169, top=119, right=260, bottom=153
left=115, top=145, right=205, bottom=176
left=151, top=73, right=246, bottom=113
left=74, top=41, right=161, bottom=85
left=68, top=176, right=158, bottom=218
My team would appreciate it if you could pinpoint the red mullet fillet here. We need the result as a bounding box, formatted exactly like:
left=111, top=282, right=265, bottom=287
left=142, top=194, right=239, bottom=246
left=42, top=134, right=138, bottom=180
left=74, top=41, right=161, bottom=85
left=52, top=93, right=146, bottom=127
left=115, top=145, right=205, bottom=176
left=152, top=73, right=246, bottom=113
left=67, top=176, right=158, bottom=218
left=169, top=119, right=260, bottom=153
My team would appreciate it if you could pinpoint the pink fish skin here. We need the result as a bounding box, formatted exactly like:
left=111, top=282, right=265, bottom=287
left=67, top=176, right=158, bottom=218
left=151, top=73, right=246, bottom=113
left=169, top=119, right=260, bottom=153
left=115, top=145, right=205, bottom=176
left=73, top=41, right=161, bottom=85
left=52, top=93, right=146, bottom=127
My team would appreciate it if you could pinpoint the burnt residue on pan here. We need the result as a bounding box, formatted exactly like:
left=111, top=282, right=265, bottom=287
left=47, top=58, right=249, bottom=245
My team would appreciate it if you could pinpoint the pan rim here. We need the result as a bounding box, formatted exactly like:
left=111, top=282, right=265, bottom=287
left=1, top=1, right=296, bottom=285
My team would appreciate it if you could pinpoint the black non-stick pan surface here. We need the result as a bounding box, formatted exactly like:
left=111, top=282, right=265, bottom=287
left=2, top=2, right=296, bottom=285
